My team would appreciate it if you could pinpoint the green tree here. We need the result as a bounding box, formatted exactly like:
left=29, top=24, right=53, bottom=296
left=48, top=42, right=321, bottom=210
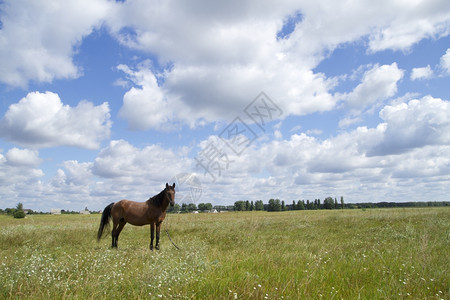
left=268, top=199, right=281, bottom=211
left=297, top=200, right=305, bottom=210
left=323, top=197, right=334, bottom=209
left=187, top=203, right=197, bottom=211
left=255, top=200, right=264, bottom=211
left=167, top=203, right=181, bottom=213
left=340, top=196, right=344, bottom=209
left=234, top=201, right=246, bottom=211
left=281, top=200, right=286, bottom=211
left=5, top=207, right=15, bottom=215
left=13, top=203, right=26, bottom=219
left=198, top=203, right=212, bottom=211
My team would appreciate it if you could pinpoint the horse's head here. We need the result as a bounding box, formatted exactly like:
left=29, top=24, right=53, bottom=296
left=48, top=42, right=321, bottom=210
left=165, top=182, right=176, bottom=207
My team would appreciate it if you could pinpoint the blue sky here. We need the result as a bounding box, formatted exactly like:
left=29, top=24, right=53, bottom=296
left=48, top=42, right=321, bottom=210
left=0, top=0, right=449, bottom=211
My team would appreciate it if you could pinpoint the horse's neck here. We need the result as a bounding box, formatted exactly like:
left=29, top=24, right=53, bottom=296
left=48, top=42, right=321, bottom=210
left=160, top=196, right=170, bottom=212
left=148, top=192, right=170, bottom=211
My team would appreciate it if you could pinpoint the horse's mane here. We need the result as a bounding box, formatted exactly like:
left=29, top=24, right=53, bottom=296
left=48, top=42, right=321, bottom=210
left=147, top=189, right=165, bottom=207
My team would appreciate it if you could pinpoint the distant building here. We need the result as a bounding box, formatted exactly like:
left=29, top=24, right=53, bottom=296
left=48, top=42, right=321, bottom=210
left=79, top=209, right=90, bottom=215
left=50, top=209, right=61, bottom=215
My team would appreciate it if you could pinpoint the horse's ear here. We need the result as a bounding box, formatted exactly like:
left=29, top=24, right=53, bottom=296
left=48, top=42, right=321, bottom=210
left=166, top=183, right=169, bottom=188
left=172, top=182, right=176, bottom=188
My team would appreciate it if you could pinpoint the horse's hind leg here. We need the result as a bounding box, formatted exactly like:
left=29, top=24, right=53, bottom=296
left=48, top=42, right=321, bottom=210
left=111, top=219, right=119, bottom=248
left=112, top=219, right=126, bottom=248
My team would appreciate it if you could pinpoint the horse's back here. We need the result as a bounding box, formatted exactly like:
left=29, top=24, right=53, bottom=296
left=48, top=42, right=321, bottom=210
left=112, top=199, right=150, bottom=226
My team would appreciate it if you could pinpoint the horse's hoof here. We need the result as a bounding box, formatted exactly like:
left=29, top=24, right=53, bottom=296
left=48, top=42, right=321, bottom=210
left=155, top=245, right=160, bottom=250
left=150, top=245, right=153, bottom=251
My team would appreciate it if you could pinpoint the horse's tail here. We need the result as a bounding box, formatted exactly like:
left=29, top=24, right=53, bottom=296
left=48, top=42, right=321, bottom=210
left=97, top=202, right=114, bottom=241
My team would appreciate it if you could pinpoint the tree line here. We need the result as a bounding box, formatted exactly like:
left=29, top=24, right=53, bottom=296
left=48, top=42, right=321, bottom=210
left=232, top=197, right=345, bottom=212
left=1, top=203, right=26, bottom=218
left=2, top=200, right=448, bottom=217
left=230, top=198, right=448, bottom=212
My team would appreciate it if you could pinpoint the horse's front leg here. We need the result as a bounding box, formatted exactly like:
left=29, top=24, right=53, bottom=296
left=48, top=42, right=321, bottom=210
left=150, top=223, right=155, bottom=250
left=155, top=222, right=162, bottom=250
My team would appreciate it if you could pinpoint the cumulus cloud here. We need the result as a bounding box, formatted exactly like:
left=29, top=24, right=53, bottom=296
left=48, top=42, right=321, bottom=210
left=108, top=0, right=448, bottom=129
left=0, top=91, right=111, bottom=149
left=440, top=48, right=450, bottom=73
left=61, top=161, right=93, bottom=186
left=117, top=63, right=173, bottom=131
left=411, top=65, right=433, bottom=80
left=338, top=116, right=363, bottom=128
left=0, top=0, right=111, bottom=87
left=95, top=95, right=450, bottom=205
left=196, top=95, right=450, bottom=202
left=368, top=96, right=450, bottom=155
left=92, top=139, right=190, bottom=183
left=367, top=0, right=450, bottom=52
left=108, top=0, right=450, bottom=63
left=116, top=40, right=336, bottom=130
left=2, top=0, right=448, bottom=128
left=4, top=148, right=42, bottom=167
left=341, top=63, right=404, bottom=109
left=0, top=148, right=44, bottom=202
left=1, top=0, right=449, bottom=209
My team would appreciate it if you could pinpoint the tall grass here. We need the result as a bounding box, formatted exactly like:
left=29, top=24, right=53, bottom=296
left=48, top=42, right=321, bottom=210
left=0, top=208, right=448, bottom=299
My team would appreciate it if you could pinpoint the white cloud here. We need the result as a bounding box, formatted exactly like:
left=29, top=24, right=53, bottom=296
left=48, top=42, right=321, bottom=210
left=411, top=65, right=433, bottom=80
left=0, top=138, right=195, bottom=210
left=440, top=48, right=450, bottom=73
left=107, top=0, right=450, bottom=129
left=0, top=91, right=111, bottom=149
left=109, top=0, right=441, bottom=129
left=338, top=116, right=363, bottom=128
left=117, top=63, right=173, bottom=131
left=390, top=146, right=450, bottom=179
left=2, top=0, right=448, bottom=128
left=367, top=1, right=450, bottom=52
left=196, top=96, right=450, bottom=203
left=342, top=63, right=404, bottom=109
left=0, top=148, right=45, bottom=205
left=289, top=125, right=302, bottom=132
left=92, top=139, right=190, bottom=183
left=3, top=93, right=448, bottom=209
left=274, top=130, right=283, bottom=139
left=4, top=148, right=42, bottom=167
left=116, top=51, right=337, bottom=131
left=61, top=161, right=94, bottom=186
left=369, top=96, right=450, bottom=155
left=1, top=0, right=449, bottom=210
left=305, top=129, right=323, bottom=135
left=0, top=0, right=112, bottom=87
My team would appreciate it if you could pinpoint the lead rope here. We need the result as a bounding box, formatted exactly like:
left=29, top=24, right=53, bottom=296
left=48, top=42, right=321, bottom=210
left=164, top=212, right=180, bottom=250
left=165, top=228, right=180, bottom=250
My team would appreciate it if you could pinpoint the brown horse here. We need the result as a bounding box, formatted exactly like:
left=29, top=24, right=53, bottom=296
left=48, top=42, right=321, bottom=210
left=97, top=183, right=175, bottom=250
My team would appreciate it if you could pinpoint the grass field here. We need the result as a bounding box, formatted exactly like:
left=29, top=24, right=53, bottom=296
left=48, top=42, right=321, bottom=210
left=0, top=207, right=448, bottom=299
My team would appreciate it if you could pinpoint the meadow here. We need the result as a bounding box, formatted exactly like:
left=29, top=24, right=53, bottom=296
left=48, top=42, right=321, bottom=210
left=0, top=207, right=448, bottom=299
